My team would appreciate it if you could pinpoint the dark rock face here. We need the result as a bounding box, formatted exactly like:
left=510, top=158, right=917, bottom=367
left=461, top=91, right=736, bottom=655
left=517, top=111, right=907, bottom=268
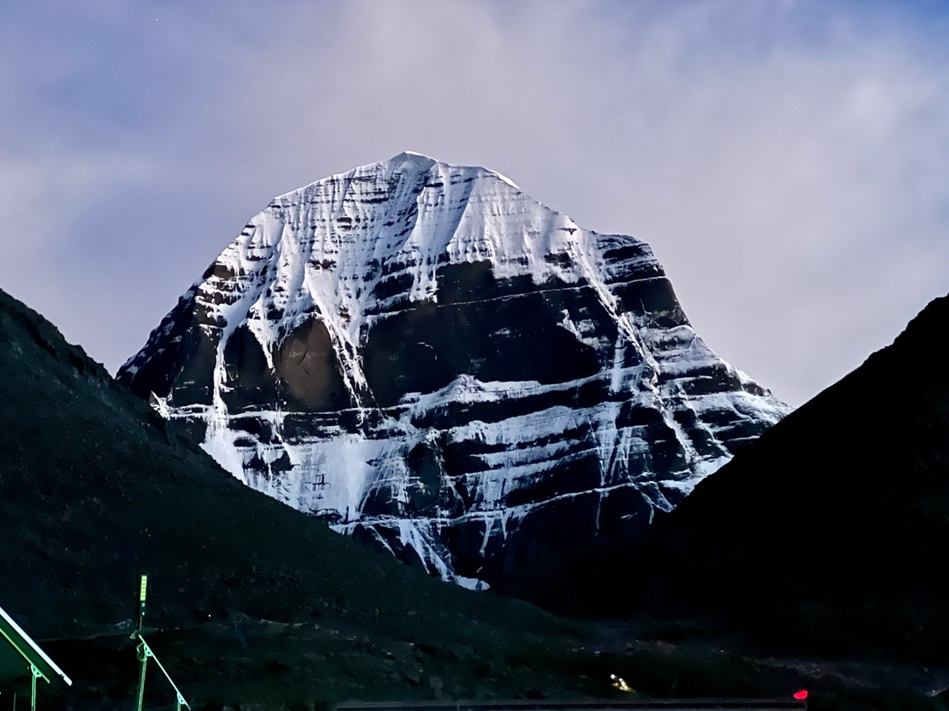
left=118, top=152, right=789, bottom=590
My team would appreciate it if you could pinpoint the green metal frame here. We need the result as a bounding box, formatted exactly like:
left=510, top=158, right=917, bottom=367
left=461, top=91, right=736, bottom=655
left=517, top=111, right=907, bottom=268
left=132, top=575, right=189, bottom=711
left=0, top=604, right=71, bottom=711
left=132, top=633, right=189, bottom=711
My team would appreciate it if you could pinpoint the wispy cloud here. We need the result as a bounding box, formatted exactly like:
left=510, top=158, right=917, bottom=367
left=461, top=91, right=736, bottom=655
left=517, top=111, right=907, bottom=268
left=1, top=0, right=947, bottom=404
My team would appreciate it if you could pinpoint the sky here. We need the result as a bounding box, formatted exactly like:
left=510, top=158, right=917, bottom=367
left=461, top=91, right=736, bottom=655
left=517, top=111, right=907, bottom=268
left=2, top=0, right=948, bottom=407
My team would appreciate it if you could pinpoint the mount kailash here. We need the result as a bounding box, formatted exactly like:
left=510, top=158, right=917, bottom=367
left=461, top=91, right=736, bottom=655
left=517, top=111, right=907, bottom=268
left=118, top=152, right=790, bottom=590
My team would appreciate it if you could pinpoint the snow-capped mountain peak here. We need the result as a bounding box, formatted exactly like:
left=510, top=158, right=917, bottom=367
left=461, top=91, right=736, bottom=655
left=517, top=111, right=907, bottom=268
left=118, top=154, right=790, bottom=590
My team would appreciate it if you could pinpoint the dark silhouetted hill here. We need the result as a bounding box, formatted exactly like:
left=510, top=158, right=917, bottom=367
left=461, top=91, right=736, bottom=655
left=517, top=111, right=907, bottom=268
left=637, top=294, right=949, bottom=663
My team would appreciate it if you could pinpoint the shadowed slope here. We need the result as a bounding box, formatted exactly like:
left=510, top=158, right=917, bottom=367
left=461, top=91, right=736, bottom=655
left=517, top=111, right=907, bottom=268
left=0, top=286, right=591, bottom=704
left=640, top=294, right=949, bottom=662
left=1, top=285, right=411, bottom=635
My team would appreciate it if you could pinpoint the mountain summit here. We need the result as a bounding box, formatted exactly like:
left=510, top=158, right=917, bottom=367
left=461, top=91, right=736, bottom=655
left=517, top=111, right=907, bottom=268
left=118, top=153, right=789, bottom=590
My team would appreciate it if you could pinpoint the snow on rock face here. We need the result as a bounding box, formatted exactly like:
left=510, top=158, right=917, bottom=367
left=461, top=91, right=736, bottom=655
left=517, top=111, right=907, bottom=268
left=118, top=153, right=790, bottom=589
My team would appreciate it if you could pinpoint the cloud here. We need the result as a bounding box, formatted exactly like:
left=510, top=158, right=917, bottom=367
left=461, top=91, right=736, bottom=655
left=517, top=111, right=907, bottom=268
left=1, top=0, right=948, bottom=405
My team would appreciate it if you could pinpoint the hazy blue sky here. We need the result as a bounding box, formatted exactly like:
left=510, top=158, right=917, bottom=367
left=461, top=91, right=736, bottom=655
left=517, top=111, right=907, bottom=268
left=2, top=0, right=948, bottom=406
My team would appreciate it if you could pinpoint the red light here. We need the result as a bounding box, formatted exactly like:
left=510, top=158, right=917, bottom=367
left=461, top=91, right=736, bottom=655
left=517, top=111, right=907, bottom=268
left=793, top=690, right=808, bottom=700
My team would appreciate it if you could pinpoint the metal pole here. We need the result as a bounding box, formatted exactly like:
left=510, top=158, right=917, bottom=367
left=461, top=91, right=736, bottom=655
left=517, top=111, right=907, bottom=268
left=134, top=640, right=149, bottom=711
left=130, top=576, right=190, bottom=711
left=134, top=574, right=149, bottom=711
left=30, top=665, right=39, bottom=711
